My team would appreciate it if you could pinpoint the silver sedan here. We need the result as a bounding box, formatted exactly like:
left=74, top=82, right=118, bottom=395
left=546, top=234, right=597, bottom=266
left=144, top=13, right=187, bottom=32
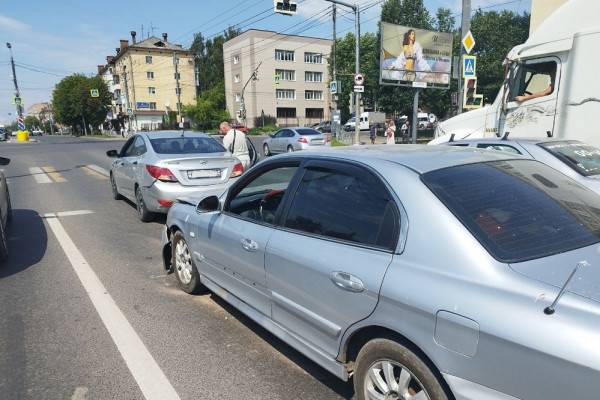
left=162, top=145, right=600, bottom=400
left=262, top=127, right=330, bottom=156
left=107, top=131, right=257, bottom=222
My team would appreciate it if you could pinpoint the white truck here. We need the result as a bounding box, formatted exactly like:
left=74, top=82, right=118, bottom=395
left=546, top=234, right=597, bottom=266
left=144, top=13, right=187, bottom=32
left=431, top=0, right=600, bottom=146
left=344, top=112, right=386, bottom=131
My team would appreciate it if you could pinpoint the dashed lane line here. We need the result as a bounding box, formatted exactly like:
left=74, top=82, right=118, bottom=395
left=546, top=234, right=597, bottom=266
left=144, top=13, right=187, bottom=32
left=29, top=167, right=52, bottom=184
left=45, top=213, right=181, bottom=400
left=42, top=166, right=67, bottom=183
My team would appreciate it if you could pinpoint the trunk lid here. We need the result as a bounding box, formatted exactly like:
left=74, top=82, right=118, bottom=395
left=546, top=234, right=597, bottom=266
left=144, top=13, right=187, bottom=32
left=156, top=153, right=237, bottom=187
left=302, top=134, right=326, bottom=146
left=510, top=243, right=600, bottom=303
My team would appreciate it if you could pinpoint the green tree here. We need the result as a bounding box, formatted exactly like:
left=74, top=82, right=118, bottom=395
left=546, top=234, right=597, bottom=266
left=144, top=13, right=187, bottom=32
left=52, top=74, right=111, bottom=135
left=191, top=27, right=240, bottom=94
left=183, top=81, right=230, bottom=130
left=24, top=116, right=41, bottom=131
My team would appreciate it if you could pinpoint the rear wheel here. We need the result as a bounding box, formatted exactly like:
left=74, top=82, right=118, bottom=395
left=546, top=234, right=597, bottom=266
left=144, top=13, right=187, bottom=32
left=135, top=186, right=153, bottom=222
left=354, top=339, right=447, bottom=400
left=287, top=145, right=294, bottom=153
left=110, top=173, right=123, bottom=200
left=172, top=231, right=204, bottom=294
left=263, top=143, right=271, bottom=157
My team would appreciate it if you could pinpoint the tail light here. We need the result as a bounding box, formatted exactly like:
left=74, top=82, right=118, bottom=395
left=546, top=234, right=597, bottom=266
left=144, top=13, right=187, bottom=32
left=298, top=137, right=308, bottom=144
left=230, top=162, right=244, bottom=178
left=146, top=165, right=178, bottom=182
left=158, top=199, right=174, bottom=207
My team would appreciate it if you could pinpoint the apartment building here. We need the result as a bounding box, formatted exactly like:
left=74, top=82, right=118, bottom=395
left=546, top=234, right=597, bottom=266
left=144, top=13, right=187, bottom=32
left=224, top=29, right=332, bottom=128
left=99, top=32, right=196, bottom=131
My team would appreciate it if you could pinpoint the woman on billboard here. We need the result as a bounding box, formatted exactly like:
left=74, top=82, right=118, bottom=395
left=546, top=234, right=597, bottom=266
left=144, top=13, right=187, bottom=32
left=393, top=29, right=431, bottom=81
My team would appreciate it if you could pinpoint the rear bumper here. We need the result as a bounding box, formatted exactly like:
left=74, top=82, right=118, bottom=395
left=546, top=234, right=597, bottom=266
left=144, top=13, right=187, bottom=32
left=141, top=179, right=234, bottom=213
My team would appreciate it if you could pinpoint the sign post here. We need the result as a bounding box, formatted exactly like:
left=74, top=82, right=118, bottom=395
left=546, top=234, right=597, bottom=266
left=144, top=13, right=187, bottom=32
left=90, top=89, right=99, bottom=98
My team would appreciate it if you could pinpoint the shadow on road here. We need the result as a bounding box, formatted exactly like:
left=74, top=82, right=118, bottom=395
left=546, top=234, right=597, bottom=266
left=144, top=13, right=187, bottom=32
left=208, top=294, right=355, bottom=399
left=0, top=209, right=47, bottom=279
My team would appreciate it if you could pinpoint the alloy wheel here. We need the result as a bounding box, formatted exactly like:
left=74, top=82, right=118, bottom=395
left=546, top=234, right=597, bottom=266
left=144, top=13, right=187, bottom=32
left=364, top=360, right=430, bottom=400
left=175, top=240, right=193, bottom=284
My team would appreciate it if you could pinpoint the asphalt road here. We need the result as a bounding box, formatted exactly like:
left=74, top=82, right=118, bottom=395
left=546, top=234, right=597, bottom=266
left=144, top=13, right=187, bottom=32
left=0, top=135, right=353, bottom=399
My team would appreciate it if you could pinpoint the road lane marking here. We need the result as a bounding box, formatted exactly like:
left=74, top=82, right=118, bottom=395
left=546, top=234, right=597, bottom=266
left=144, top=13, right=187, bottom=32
left=46, top=216, right=181, bottom=400
left=42, top=166, right=67, bottom=183
left=44, top=210, right=94, bottom=218
left=29, top=167, right=52, bottom=184
left=86, top=164, right=110, bottom=177
left=81, top=166, right=108, bottom=180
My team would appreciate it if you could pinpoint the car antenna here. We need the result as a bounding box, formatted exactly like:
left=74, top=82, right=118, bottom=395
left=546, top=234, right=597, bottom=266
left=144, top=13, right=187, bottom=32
left=501, top=131, right=510, bottom=140
left=449, top=133, right=455, bottom=142
left=544, top=260, right=590, bottom=315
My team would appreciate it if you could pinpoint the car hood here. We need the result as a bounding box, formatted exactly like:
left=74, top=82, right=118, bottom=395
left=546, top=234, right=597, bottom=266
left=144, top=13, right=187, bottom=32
left=510, top=243, right=600, bottom=303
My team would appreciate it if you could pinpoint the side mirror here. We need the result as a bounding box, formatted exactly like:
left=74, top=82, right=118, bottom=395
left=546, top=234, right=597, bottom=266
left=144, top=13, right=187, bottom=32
left=196, top=195, right=220, bottom=213
left=269, top=133, right=275, bottom=138
left=0, top=157, right=10, bottom=166
left=106, top=150, right=119, bottom=158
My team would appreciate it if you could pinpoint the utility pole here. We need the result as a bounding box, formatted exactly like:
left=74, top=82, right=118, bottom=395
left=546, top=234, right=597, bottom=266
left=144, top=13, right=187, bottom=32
left=240, top=62, right=262, bottom=128
left=331, top=4, right=337, bottom=122
left=458, top=0, right=471, bottom=114
left=6, top=43, right=23, bottom=119
left=173, top=52, right=182, bottom=126
left=122, top=65, right=132, bottom=132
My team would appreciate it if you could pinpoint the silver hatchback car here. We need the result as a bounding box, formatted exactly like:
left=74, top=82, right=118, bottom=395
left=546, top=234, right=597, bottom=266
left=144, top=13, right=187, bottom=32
left=107, top=131, right=257, bottom=222
left=262, top=127, right=330, bottom=156
left=162, top=145, right=600, bottom=400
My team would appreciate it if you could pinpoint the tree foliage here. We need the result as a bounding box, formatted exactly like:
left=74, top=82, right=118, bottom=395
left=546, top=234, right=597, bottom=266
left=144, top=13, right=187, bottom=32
left=191, top=27, right=240, bottom=94
left=183, top=81, right=230, bottom=130
left=51, top=74, right=111, bottom=134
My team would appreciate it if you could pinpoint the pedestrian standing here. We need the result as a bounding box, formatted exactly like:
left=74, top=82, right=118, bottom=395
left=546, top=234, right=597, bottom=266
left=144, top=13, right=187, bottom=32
left=386, top=120, right=396, bottom=145
left=369, top=123, right=377, bottom=145
left=220, top=121, right=251, bottom=170
left=401, top=120, right=408, bottom=143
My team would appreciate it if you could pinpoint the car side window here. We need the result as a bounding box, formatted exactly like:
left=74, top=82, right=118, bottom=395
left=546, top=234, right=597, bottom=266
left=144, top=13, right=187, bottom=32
left=476, top=144, right=522, bottom=155
left=273, top=130, right=284, bottom=138
left=132, top=136, right=147, bottom=156
left=227, top=165, right=299, bottom=225
left=286, top=130, right=295, bottom=138
left=120, top=137, right=136, bottom=157
left=284, top=165, right=398, bottom=250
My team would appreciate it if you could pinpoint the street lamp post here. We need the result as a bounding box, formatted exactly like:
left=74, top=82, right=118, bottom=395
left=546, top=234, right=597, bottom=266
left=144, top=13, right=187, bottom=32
left=6, top=43, right=23, bottom=119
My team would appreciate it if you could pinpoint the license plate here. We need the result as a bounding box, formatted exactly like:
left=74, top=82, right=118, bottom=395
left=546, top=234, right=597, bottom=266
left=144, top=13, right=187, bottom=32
left=311, top=140, right=324, bottom=145
left=187, top=169, right=221, bottom=179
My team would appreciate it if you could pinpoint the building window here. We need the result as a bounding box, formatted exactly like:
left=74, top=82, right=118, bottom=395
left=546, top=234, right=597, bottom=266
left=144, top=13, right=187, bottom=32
left=305, top=90, right=323, bottom=100
left=109, top=67, right=114, bottom=74
left=149, top=102, right=157, bottom=110
left=305, top=71, right=323, bottom=82
left=233, top=54, right=240, bottom=64
left=174, top=72, right=181, bottom=80
left=114, top=89, right=121, bottom=100
left=275, top=69, right=296, bottom=81
left=145, top=56, right=153, bottom=64
left=235, top=93, right=241, bottom=102
left=306, top=108, right=324, bottom=119
left=276, top=89, right=296, bottom=100
left=112, top=75, right=120, bottom=84
left=275, top=49, right=295, bottom=62
left=234, top=74, right=241, bottom=83
left=147, top=71, right=154, bottom=79
left=304, top=52, right=323, bottom=64
left=148, top=87, right=156, bottom=94
left=175, top=88, right=182, bottom=95
left=277, top=107, right=297, bottom=118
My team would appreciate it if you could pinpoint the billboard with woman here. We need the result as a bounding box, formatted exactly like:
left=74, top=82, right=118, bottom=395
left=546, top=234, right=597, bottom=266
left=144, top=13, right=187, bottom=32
left=380, top=22, right=453, bottom=88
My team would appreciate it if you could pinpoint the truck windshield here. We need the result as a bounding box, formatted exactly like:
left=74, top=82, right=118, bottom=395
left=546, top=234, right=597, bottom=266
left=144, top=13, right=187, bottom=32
left=539, top=141, right=600, bottom=177
left=422, top=160, right=600, bottom=263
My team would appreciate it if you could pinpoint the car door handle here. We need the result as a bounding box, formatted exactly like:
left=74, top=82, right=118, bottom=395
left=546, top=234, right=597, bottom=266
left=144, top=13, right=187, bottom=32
left=241, top=238, right=258, bottom=252
left=330, top=272, right=365, bottom=293
left=132, top=161, right=138, bottom=165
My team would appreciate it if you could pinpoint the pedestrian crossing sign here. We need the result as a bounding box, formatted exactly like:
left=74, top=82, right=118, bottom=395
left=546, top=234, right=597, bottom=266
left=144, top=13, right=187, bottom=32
left=462, top=56, right=477, bottom=79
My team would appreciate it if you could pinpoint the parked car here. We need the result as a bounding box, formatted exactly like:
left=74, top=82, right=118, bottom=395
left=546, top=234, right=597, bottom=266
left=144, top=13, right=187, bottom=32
left=161, top=145, right=600, bottom=400
left=0, top=128, right=6, bottom=142
left=106, top=131, right=257, bottom=222
left=441, top=137, right=600, bottom=195
left=0, top=156, right=11, bottom=261
left=262, top=127, right=329, bottom=156
left=313, top=120, right=332, bottom=133
left=30, top=130, right=44, bottom=136
left=344, top=112, right=386, bottom=131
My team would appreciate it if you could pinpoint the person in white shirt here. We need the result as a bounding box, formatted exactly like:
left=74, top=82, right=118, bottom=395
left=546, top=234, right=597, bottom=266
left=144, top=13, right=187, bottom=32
left=220, top=121, right=250, bottom=169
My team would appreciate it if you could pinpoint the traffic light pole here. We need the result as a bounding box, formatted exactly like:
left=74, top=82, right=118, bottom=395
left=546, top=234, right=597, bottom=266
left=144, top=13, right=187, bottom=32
left=6, top=43, right=22, bottom=118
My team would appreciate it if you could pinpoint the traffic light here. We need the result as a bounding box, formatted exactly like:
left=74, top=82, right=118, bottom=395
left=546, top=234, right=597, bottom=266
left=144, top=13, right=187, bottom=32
left=274, top=0, right=297, bottom=16
left=463, top=78, right=483, bottom=109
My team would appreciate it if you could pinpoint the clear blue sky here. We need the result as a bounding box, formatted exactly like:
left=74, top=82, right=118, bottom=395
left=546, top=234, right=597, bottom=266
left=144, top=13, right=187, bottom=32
left=0, top=0, right=531, bottom=124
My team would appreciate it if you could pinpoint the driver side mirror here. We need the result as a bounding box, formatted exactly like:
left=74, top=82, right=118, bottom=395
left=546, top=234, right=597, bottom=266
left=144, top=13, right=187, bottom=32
left=106, top=150, right=119, bottom=158
left=268, top=133, right=275, bottom=138
left=196, top=195, right=220, bottom=213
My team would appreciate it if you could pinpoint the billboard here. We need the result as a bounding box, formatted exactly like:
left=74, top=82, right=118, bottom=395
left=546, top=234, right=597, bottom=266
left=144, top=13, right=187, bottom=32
left=380, top=22, right=454, bottom=89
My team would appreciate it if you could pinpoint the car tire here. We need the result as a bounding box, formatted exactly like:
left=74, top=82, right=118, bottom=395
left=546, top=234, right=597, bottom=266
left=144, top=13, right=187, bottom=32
left=6, top=189, right=12, bottom=225
left=354, top=339, right=448, bottom=400
left=110, top=174, right=123, bottom=200
left=263, top=143, right=271, bottom=157
left=0, top=213, right=9, bottom=262
left=171, top=231, right=204, bottom=294
left=287, top=145, right=294, bottom=153
left=135, top=186, right=153, bottom=222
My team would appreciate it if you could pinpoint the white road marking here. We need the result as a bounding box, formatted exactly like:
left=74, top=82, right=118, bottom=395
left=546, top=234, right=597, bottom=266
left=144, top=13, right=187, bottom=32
left=86, top=164, right=109, bottom=177
left=44, top=210, right=94, bottom=218
left=29, top=167, right=52, bottom=184
left=46, top=216, right=181, bottom=400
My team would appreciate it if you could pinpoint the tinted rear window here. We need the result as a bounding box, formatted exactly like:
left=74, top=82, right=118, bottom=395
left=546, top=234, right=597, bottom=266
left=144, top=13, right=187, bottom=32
left=538, top=141, right=600, bottom=176
left=296, top=129, right=320, bottom=136
left=422, top=160, right=600, bottom=263
left=149, top=137, right=225, bottom=154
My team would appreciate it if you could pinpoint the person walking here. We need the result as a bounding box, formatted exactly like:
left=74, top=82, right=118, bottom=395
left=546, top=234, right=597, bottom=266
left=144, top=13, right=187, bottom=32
left=220, top=121, right=251, bottom=170
left=369, top=123, right=377, bottom=145
left=386, top=120, right=396, bottom=145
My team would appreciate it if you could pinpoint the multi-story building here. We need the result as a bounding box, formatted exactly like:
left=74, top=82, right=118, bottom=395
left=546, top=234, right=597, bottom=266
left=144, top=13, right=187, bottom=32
left=99, top=32, right=197, bottom=131
left=224, top=29, right=332, bottom=128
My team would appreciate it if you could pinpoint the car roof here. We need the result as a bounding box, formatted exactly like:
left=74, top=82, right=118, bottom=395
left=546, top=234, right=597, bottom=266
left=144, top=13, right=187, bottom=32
left=450, top=137, right=582, bottom=146
left=138, top=131, right=212, bottom=139
left=276, top=145, right=520, bottom=174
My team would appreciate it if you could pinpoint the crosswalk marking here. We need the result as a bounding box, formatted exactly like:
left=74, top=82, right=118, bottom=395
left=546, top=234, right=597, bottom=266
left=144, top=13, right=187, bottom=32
left=42, top=166, right=67, bottom=183
left=29, top=167, right=52, bottom=184
left=86, top=164, right=109, bottom=177
left=81, top=166, right=108, bottom=180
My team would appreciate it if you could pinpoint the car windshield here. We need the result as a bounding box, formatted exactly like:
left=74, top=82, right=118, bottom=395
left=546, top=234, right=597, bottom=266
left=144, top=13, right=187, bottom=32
left=538, top=141, right=600, bottom=177
left=422, top=160, right=600, bottom=263
left=296, top=129, right=320, bottom=136
left=149, top=137, right=225, bottom=154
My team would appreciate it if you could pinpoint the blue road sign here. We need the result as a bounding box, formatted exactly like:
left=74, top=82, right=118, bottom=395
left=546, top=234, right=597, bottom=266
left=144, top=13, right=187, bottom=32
left=330, top=81, right=338, bottom=94
left=463, top=56, right=477, bottom=79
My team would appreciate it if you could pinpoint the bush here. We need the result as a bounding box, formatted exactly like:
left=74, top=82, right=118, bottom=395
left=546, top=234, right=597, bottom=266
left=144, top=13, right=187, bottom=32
left=248, top=124, right=278, bottom=136
left=253, top=115, right=277, bottom=128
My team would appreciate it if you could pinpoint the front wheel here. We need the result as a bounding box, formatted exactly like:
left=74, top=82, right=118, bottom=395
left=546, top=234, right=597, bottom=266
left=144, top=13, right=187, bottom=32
left=354, top=339, right=448, bottom=400
left=172, top=231, right=204, bottom=294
